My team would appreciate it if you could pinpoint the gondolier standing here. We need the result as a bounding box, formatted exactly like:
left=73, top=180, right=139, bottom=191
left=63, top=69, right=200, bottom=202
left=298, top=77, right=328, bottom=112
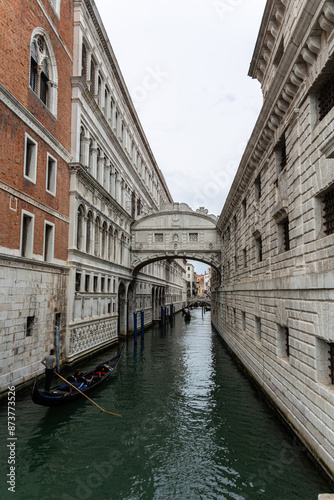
left=41, top=349, right=57, bottom=392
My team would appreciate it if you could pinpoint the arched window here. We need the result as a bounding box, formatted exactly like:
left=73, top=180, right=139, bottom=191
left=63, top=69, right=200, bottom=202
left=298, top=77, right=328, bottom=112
left=120, top=233, right=125, bottom=265
left=110, top=99, right=114, bottom=128
left=114, top=230, right=118, bottom=263
left=89, top=139, right=94, bottom=174
left=108, top=226, right=113, bottom=261
left=101, top=222, right=108, bottom=259
left=90, top=59, right=96, bottom=94
left=94, top=216, right=100, bottom=257
left=137, top=198, right=141, bottom=217
left=98, top=75, right=102, bottom=106
left=77, top=205, right=85, bottom=250
left=29, top=30, right=58, bottom=115
left=79, top=127, right=85, bottom=165
left=81, top=43, right=87, bottom=79
left=86, top=211, right=93, bottom=253
left=131, top=191, right=136, bottom=219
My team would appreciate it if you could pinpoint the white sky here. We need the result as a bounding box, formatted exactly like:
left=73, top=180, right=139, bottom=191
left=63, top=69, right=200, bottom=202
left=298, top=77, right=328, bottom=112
left=94, top=0, right=266, bottom=272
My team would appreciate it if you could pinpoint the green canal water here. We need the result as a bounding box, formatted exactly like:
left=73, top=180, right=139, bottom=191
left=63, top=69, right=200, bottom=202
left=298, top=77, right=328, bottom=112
left=0, top=309, right=332, bottom=500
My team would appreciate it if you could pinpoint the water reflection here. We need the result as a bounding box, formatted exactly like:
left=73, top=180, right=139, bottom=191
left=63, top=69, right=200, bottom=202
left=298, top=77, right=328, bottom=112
left=0, top=310, right=332, bottom=500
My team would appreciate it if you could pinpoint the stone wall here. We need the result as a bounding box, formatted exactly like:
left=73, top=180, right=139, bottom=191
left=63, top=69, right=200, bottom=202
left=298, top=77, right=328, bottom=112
left=0, top=256, right=68, bottom=390
left=214, top=0, right=334, bottom=480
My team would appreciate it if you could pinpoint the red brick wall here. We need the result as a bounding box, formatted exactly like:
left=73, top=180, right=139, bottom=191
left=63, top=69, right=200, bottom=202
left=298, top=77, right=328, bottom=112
left=0, top=0, right=73, bottom=151
left=0, top=0, right=72, bottom=262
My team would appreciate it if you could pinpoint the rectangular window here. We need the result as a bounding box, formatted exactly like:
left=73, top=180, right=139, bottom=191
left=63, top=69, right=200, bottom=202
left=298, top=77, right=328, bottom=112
left=276, top=134, right=288, bottom=171
left=189, top=233, right=198, bottom=242
left=255, top=174, right=261, bottom=201
left=26, top=316, right=35, bottom=337
left=277, top=325, right=290, bottom=358
left=319, top=76, right=334, bottom=121
left=21, top=211, right=34, bottom=258
left=155, top=233, right=163, bottom=242
left=242, top=311, right=246, bottom=330
left=316, top=338, right=334, bottom=384
left=101, top=277, right=105, bottom=293
left=233, top=308, right=236, bottom=324
left=323, top=188, right=334, bottom=236
left=108, top=278, right=111, bottom=292
left=44, top=222, right=54, bottom=262
left=24, top=134, right=37, bottom=183
left=242, top=198, right=247, bottom=218
left=75, top=272, right=81, bottom=292
left=255, top=316, right=261, bottom=342
left=94, top=276, right=98, bottom=292
left=85, top=274, right=90, bottom=292
left=46, top=154, right=57, bottom=195
left=243, top=248, right=247, bottom=268
left=255, top=235, right=263, bottom=263
left=278, top=217, right=290, bottom=253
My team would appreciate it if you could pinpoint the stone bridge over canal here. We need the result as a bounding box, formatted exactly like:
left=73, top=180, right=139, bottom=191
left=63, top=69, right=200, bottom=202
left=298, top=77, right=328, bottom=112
left=131, top=203, right=221, bottom=273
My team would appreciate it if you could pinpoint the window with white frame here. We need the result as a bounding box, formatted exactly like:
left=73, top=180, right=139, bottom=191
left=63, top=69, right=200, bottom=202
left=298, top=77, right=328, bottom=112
left=44, top=222, right=54, bottom=262
left=21, top=211, right=35, bottom=258
left=46, top=153, right=57, bottom=195
left=29, top=30, right=58, bottom=115
left=24, top=134, right=37, bottom=183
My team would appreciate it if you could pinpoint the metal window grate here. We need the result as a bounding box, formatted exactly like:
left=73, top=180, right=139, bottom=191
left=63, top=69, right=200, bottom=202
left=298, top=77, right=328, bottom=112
left=323, top=188, right=334, bottom=235
left=319, top=77, right=334, bottom=121
left=329, top=343, right=334, bottom=384
left=283, top=218, right=290, bottom=251
left=280, top=136, right=287, bottom=170
left=284, top=327, right=290, bottom=357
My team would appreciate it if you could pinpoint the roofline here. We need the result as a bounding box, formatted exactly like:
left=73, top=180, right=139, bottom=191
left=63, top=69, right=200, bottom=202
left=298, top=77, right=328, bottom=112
left=84, top=0, right=173, bottom=203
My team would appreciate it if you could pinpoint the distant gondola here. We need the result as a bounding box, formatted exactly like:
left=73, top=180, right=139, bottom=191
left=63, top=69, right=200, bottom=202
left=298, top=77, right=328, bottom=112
left=32, top=353, right=122, bottom=407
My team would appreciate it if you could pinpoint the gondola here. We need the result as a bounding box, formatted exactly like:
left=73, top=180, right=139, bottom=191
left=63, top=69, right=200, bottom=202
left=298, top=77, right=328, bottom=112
left=184, top=312, right=191, bottom=322
left=32, top=353, right=122, bottom=407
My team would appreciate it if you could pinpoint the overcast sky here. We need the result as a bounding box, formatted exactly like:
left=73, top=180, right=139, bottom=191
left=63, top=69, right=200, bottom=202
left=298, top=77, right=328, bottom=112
left=94, top=0, right=266, bottom=273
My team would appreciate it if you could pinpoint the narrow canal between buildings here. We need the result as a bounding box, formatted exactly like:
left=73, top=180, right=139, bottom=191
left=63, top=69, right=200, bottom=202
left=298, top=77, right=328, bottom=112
left=0, top=309, right=332, bottom=500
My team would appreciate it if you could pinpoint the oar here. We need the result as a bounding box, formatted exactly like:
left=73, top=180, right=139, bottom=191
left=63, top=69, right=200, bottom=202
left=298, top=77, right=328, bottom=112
left=54, top=372, right=122, bottom=417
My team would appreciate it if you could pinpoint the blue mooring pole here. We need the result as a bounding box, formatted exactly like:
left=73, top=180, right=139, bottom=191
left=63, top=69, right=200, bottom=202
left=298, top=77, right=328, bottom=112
left=55, top=326, right=60, bottom=372
left=170, top=303, right=173, bottom=320
left=161, top=306, right=164, bottom=326
left=134, top=311, right=138, bottom=343
left=141, top=309, right=144, bottom=339
left=165, top=307, right=167, bottom=323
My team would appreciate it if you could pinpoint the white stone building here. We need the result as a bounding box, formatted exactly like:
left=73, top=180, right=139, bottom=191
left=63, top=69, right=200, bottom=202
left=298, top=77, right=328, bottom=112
left=185, top=262, right=195, bottom=299
left=212, top=0, right=334, bottom=480
left=67, top=0, right=185, bottom=361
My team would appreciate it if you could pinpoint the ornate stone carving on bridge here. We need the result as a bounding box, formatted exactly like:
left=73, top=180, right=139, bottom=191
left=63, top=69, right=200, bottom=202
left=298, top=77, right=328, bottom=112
left=131, top=203, right=220, bottom=274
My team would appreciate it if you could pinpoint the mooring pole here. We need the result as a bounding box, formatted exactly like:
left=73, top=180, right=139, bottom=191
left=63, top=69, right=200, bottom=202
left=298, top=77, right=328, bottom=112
left=55, top=326, right=60, bottom=372
left=170, top=303, right=173, bottom=320
left=134, top=311, right=138, bottom=343
left=165, top=307, right=167, bottom=324
left=141, top=309, right=144, bottom=339
left=161, top=306, right=164, bottom=326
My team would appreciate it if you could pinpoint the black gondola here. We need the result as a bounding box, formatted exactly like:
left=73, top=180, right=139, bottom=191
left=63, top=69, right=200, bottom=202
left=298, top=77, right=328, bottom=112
left=32, top=353, right=122, bottom=407
left=184, top=312, right=191, bottom=322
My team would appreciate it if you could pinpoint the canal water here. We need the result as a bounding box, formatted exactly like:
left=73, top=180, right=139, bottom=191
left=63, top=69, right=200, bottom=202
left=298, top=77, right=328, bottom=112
left=0, top=309, right=332, bottom=500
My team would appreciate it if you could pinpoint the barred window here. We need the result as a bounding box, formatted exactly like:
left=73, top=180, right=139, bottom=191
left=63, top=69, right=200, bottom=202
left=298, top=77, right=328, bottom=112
left=255, top=174, right=261, bottom=201
left=323, top=188, right=334, bottom=236
left=189, top=233, right=198, bottom=242
left=319, top=76, right=334, bottom=121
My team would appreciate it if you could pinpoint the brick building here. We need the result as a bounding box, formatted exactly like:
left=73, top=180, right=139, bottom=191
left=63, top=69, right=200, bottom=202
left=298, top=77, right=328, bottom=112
left=0, top=0, right=73, bottom=389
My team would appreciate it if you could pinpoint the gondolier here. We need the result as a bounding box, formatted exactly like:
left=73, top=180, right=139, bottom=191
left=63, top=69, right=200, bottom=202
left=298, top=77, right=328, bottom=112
left=41, top=349, right=56, bottom=392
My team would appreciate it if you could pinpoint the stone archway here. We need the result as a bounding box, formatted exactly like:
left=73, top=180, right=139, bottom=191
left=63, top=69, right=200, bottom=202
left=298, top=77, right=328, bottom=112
left=131, top=203, right=221, bottom=275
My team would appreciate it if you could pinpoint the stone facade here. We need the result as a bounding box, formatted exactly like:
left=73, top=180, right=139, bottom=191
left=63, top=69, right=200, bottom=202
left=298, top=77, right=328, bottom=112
left=212, top=0, right=334, bottom=479
left=0, top=0, right=186, bottom=390
left=0, top=0, right=72, bottom=390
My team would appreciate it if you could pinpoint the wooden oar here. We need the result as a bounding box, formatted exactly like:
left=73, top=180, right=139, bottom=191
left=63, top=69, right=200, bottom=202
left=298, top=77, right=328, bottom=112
left=54, top=371, right=122, bottom=417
